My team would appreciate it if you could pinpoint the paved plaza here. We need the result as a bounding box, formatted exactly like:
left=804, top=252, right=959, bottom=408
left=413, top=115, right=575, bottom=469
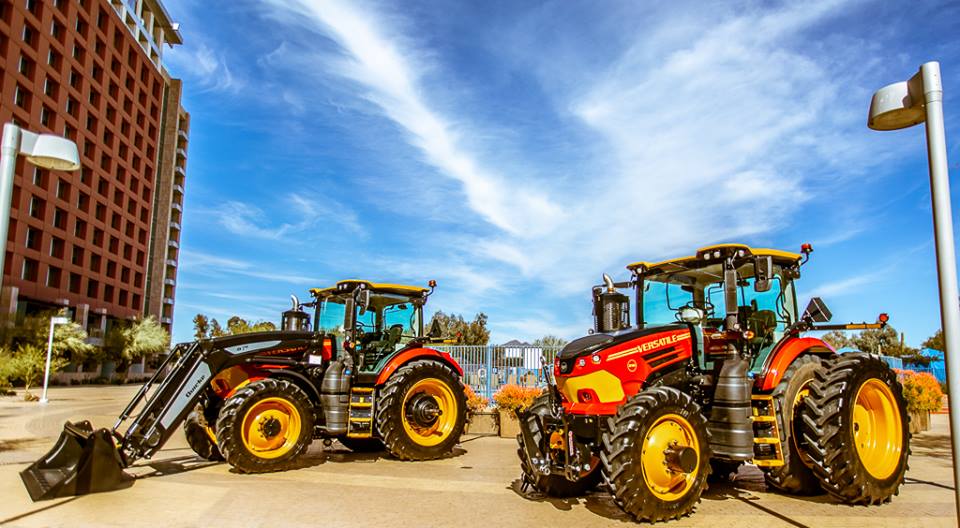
left=0, top=385, right=956, bottom=527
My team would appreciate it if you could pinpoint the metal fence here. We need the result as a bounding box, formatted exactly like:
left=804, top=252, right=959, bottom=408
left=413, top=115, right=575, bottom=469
left=435, top=345, right=563, bottom=399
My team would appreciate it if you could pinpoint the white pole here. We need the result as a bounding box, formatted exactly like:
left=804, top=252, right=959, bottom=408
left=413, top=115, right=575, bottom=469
left=39, top=318, right=56, bottom=404
left=0, top=123, right=21, bottom=287
left=919, top=61, right=960, bottom=519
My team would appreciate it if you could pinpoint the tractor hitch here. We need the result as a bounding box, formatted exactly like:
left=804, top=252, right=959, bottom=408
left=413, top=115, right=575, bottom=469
left=20, top=420, right=132, bottom=501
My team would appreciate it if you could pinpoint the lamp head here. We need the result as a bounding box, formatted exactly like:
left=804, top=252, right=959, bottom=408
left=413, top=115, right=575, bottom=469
left=19, top=132, right=81, bottom=171
left=868, top=75, right=925, bottom=131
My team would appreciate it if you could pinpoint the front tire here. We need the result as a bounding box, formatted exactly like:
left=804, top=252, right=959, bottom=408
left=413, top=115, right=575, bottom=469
left=601, top=387, right=710, bottom=522
left=763, top=354, right=824, bottom=495
left=376, top=359, right=467, bottom=460
left=517, top=394, right=601, bottom=497
left=216, top=378, right=315, bottom=473
left=184, top=403, right=223, bottom=461
left=801, top=353, right=910, bottom=504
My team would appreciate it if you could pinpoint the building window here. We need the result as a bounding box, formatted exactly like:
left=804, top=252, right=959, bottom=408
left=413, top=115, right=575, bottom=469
left=43, top=77, right=58, bottom=98
left=40, top=106, right=52, bottom=127
left=92, top=228, right=103, bottom=246
left=57, top=179, right=71, bottom=201
left=86, top=279, right=98, bottom=299
left=47, top=49, right=61, bottom=68
left=89, top=253, right=101, bottom=273
left=46, top=266, right=62, bottom=288
left=14, top=84, right=29, bottom=109
left=132, top=294, right=141, bottom=310
left=22, top=258, right=38, bottom=281
left=134, top=272, right=143, bottom=288
left=53, top=207, right=67, bottom=229
left=22, top=24, right=37, bottom=48
left=74, top=219, right=87, bottom=239
left=118, top=290, right=128, bottom=307
left=49, top=236, right=64, bottom=258
left=25, top=228, right=41, bottom=250
left=103, top=284, right=114, bottom=303
left=77, top=192, right=89, bottom=212
left=68, top=273, right=81, bottom=294
left=105, top=260, right=116, bottom=278
left=17, top=55, right=33, bottom=77
left=71, top=246, right=84, bottom=266
left=28, top=196, right=45, bottom=219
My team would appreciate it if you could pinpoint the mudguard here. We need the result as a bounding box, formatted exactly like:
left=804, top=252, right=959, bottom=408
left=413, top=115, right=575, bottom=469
left=755, top=337, right=834, bottom=391
left=374, top=347, right=464, bottom=385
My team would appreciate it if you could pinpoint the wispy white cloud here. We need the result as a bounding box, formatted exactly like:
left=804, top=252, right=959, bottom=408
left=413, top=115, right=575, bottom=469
left=182, top=249, right=320, bottom=284
left=261, top=0, right=563, bottom=237
left=166, top=42, right=242, bottom=93
left=211, top=193, right=366, bottom=241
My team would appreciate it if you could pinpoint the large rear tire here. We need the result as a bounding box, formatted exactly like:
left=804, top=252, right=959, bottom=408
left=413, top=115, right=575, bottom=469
left=601, top=387, right=710, bottom=522
left=184, top=403, right=223, bottom=461
left=517, top=394, right=601, bottom=497
left=216, top=378, right=315, bottom=473
left=376, top=359, right=466, bottom=460
left=801, top=353, right=910, bottom=504
left=763, top=354, right=824, bottom=495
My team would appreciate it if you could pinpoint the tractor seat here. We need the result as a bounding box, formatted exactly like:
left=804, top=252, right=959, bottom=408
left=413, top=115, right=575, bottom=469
left=747, top=310, right=777, bottom=346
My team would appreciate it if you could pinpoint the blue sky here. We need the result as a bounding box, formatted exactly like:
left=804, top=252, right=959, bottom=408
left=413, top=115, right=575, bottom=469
left=159, top=0, right=960, bottom=347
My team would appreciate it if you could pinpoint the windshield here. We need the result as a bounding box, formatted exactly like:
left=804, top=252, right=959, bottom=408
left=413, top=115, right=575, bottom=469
left=640, top=267, right=797, bottom=330
left=315, top=296, right=348, bottom=337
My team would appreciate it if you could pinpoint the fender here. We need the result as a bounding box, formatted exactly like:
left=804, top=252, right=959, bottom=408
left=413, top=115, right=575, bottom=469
left=263, top=367, right=322, bottom=403
left=375, top=347, right=464, bottom=385
left=755, top=337, right=835, bottom=392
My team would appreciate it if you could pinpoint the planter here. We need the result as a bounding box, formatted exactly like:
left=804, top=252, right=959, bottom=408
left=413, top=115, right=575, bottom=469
left=498, top=409, right=521, bottom=438
left=909, top=410, right=931, bottom=434
left=465, top=411, right=498, bottom=435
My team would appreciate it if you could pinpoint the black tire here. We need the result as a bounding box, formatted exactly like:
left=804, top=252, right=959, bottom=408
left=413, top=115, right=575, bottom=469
left=215, top=378, right=315, bottom=473
left=338, top=436, right=384, bottom=453
left=601, top=387, right=711, bottom=523
left=763, top=354, right=824, bottom=495
left=376, top=359, right=467, bottom=461
left=516, top=394, right=601, bottom=497
left=184, top=404, right=223, bottom=461
left=801, top=353, right=910, bottom=504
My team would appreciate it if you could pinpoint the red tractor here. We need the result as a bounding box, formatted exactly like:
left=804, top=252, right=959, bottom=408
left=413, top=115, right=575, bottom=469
left=517, top=244, right=908, bottom=522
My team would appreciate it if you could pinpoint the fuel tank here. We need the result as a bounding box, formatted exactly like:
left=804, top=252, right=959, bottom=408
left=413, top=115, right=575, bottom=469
left=554, top=325, right=693, bottom=415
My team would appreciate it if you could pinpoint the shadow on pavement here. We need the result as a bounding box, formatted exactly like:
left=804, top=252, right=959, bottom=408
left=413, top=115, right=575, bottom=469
left=0, top=496, right=81, bottom=525
left=910, top=431, right=953, bottom=460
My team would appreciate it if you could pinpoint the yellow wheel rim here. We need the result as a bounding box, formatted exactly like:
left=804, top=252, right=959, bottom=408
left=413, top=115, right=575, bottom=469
left=792, top=382, right=814, bottom=467
left=640, top=413, right=700, bottom=501
left=401, top=378, right=458, bottom=447
left=240, top=397, right=302, bottom=459
left=853, top=378, right=903, bottom=479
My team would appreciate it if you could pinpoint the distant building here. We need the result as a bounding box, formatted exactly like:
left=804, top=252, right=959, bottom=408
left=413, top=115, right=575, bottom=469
left=0, top=0, right=188, bottom=340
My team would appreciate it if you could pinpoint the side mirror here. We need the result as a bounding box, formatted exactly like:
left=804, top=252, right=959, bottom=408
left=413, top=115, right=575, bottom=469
left=358, top=289, right=371, bottom=316
left=754, top=256, right=773, bottom=293
left=428, top=319, right=443, bottom=339
left=802, top=297, right=832, bottom=323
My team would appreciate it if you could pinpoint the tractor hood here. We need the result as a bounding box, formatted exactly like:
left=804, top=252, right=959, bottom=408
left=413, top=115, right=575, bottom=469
left=186, top=330, right=318, bottom=355
left=557, top=324, right=688, bottom=360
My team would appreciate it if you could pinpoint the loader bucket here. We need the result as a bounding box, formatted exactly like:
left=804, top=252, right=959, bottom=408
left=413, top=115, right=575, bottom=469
left=20, top=420, right=132, bottom=501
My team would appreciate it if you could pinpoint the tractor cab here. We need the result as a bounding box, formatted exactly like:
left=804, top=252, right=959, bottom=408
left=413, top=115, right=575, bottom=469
left=625, top=244, right=805, bottom=372
left=309, top=280, right=434, bottom=372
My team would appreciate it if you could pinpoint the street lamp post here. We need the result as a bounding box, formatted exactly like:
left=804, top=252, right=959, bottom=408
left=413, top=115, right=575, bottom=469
left=0, top=123, right=81, bottom=286
left=39, top=315, right=70, bottom=404
left=868, top=61, right=959, bottom=516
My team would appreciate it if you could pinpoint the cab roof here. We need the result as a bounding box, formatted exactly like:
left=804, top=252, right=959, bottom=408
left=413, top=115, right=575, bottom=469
left=626, top=244, right=802, bottom=273
left=309, top=280, right=429, bottom=298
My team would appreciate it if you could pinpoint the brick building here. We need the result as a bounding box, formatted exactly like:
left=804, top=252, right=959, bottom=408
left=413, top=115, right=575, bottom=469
left=0, top=0, right=187, bottom=344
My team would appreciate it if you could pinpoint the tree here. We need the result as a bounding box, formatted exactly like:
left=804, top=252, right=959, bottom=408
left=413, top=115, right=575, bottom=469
left=225, top=316, right=276, bottom=335
left=3, top=344, right=67, bottom=400
left=533, top=335, right=568, bottom=348
left=0, top=311, right=94, bottom=364
left=922, top=329, right=944, bottom=352
left=427, top=311, right=490, bottom=345
left=210, top=319, right=225, bottom=337
left=193, top=314, right=210, bottom=340
left=121, top=316, right=170, bottom=363
left=821, top=330, right=852, bottom=350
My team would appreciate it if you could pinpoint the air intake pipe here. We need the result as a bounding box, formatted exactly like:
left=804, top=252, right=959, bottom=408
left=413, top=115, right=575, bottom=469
left=281, top=295, right=310, bottom=332
left=594, top=274, right=629, bottom=333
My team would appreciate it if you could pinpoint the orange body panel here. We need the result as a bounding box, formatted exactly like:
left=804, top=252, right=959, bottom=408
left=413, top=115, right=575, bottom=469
left=374, top=347, right=464, bottom=385
left=755, top=337, right=834, bottom=391
left=555, top=329, right=694, bottom=415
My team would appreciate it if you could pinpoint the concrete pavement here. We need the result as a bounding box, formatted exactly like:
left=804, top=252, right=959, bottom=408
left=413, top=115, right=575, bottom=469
left=0, top=385, right=956, bottom=527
